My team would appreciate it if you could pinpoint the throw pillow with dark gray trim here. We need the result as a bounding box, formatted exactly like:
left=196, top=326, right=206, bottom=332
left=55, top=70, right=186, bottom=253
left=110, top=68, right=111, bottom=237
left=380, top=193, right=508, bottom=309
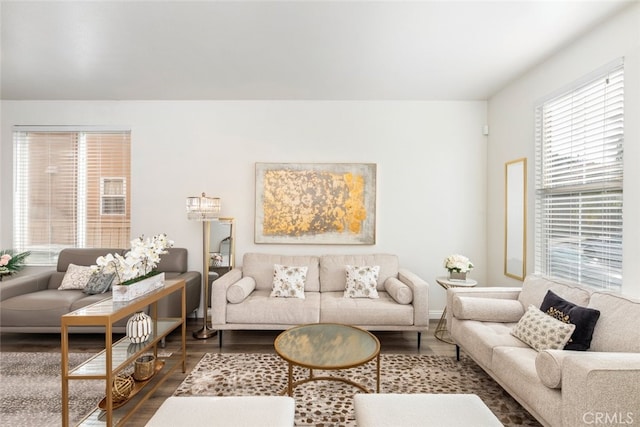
left=540, top=290, right=601, bottom=351
left=83, top=272, right=116, bottom=295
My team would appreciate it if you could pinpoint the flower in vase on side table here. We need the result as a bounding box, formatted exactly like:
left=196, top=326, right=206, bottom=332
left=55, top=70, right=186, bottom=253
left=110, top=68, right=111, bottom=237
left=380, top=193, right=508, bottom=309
left=444, top=254, right=474, bottom=282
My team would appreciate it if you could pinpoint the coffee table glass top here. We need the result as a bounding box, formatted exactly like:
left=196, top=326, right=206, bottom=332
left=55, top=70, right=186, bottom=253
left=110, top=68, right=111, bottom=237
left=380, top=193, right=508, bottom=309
left=274, top=323, right=380, bottom=369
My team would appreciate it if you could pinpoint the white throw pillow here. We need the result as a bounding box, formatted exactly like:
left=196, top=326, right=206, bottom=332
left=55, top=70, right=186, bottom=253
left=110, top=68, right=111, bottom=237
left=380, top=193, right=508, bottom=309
left=270, top=264, right=307, bottom=299
left=384, top=277, right=412, bottom=304
left=344, top=265, right=380, bottom=298
left=58, top=264, right=94, bottom=290
left=511, top=305, right=576, bottom=351
left=227, top=277, right=256, bottom=304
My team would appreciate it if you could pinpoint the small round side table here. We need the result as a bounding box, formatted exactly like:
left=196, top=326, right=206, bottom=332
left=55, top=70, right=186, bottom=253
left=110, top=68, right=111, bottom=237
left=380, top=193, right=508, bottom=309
left=434, top=276, right=477, bottom=344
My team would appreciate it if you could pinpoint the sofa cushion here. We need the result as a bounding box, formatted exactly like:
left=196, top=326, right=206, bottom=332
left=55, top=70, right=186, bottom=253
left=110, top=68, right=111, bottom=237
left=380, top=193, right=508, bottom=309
left=83, top=272, right=116, bottom=295
left=535, top=349, right=574, bottom=389
left=242, top=253, right=320, bottom=292
left=320, top=291, right=414, bottom=325
left=58, top=264, right=94, bottom=290
left=451, top=320, right=527, bottom=368
left=0, top=290, right=86, bottom=327
left=227, top=277, right=256, bottom=304
left=226, top=290, right=320, bottom=325
left=452, top=296, right=524, bottom=322
left=344, top=265, right=379, bottom=298
left=511, top=305, right=575, bottom=351
left=270, top=264, right=307, bottom=299
left=588, top=292, right=640, bottom=352
left=517, top=275, right=592, bottom=310
left=384, top=277, right=413, bottom=304
left=492, top=347, right=563, bottom=424
left=320, top=254, right=399, bottom=292
left=540, top=290, right=600, bottom=351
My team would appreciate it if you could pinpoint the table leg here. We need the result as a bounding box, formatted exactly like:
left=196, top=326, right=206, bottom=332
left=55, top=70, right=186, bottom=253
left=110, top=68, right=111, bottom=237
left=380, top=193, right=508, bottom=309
left=287, top=362, right=293, bottom=397
left=376, top=353, right=380, bottom=393
left=434, top=307, right=455, bottom=344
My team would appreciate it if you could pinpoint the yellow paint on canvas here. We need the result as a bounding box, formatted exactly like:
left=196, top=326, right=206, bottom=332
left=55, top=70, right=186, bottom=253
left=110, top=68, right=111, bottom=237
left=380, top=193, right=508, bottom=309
left=262, top=169, right=367, bottom=237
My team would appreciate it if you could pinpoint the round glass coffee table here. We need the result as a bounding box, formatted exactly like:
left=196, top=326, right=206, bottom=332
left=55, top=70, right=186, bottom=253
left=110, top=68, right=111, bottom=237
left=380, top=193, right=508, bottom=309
left=274, top=323, right=381, bottom=396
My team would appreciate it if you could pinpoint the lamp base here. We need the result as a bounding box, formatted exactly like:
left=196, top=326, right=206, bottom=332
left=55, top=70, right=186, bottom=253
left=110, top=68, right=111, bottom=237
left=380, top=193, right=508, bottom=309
left=193, top=326, right=218, bottom=340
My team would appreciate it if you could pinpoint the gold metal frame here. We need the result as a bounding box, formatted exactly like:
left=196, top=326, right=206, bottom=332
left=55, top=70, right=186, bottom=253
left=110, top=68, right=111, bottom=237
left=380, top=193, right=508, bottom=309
left=274, top=323, right=381, bottom=396
left=504, top=158, right=527, bottom=280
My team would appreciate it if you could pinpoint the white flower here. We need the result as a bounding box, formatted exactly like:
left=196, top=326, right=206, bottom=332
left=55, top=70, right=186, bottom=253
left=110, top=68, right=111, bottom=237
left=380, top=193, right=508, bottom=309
left=443, top=254, right=474, bottom=273
left=94, top=234, right=173, bottom=284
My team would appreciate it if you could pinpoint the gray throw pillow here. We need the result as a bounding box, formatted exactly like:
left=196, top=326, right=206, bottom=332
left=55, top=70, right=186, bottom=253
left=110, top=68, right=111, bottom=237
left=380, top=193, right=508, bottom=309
left=83, top=272, right=116, bottom=295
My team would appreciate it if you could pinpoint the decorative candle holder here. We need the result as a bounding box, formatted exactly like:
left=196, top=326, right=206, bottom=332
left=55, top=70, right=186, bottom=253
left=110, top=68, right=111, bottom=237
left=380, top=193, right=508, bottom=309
left=133, top=354, right=156, bottom=381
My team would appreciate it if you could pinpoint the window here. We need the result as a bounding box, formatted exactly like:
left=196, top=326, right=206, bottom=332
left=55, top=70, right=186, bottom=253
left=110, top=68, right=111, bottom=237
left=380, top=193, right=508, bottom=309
left=101, top=178, right=127, bottom=215
left=13, top=128, right=131, bottom=265
left=535, top=59, right=624, bottom=290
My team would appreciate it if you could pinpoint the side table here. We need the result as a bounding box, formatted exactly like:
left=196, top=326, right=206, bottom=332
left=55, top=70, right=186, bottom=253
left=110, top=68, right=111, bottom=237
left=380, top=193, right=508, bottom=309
left=434, top=276, right=477, bottom=344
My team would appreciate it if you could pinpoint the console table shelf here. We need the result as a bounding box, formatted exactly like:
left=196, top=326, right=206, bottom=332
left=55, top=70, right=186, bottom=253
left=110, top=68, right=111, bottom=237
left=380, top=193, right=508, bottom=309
left=61, top=279, right=187, bottom=427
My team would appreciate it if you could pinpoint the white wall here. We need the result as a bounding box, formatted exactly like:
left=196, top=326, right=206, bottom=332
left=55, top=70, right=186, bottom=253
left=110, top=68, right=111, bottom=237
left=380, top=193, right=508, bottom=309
left=487, top=4, right=640, bottom=296
left=1, top=100, right=488, bottom=316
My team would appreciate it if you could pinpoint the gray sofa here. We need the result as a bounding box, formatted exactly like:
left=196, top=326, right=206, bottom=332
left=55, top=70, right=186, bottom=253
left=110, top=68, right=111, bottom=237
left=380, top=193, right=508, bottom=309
left=211, top=253, right=429, bottom=346
left=0, top=247, right=201, bottom=333
left=447, top=275, right=640, bottom=427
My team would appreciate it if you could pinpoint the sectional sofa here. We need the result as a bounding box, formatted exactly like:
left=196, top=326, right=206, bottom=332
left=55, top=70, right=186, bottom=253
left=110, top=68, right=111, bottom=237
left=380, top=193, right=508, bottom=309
left=446, top=275, right=640, bottom=427
left=0, top=247, right=201, bottom=333
left=211, top=253, right=429, bottom=346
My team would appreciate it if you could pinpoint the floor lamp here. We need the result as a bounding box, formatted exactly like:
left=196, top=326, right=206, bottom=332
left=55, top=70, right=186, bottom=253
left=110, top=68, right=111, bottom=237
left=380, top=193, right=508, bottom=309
left=186, top=192, right=221, bottom=340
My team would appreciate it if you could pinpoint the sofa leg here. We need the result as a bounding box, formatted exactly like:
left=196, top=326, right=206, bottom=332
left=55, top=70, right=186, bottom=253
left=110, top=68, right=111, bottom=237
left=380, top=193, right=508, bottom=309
left=218, top=330, right=223, bottom=348
left=417, top=332, right=422, bottom=349
left=456, top=344, right=460, bottom=361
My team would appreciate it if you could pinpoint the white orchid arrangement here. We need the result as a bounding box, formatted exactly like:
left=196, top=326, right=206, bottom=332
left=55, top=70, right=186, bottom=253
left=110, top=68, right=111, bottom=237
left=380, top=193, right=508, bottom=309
left=94, top=233, right=174, bottom=285
left=443, top=254, right=474, bottom=273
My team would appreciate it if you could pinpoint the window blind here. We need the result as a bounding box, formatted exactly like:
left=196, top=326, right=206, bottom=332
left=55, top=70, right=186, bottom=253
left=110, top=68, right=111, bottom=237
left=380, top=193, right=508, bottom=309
left=13, top=129, right=131, bottom=265
left=535, top=61, right=624, bottom=290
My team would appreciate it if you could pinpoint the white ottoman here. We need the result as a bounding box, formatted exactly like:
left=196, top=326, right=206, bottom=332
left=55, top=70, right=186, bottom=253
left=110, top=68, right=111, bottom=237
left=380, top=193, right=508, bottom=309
left=354, top=393, right=503, bottom=427
left=145, top=396, right=296, bottom=427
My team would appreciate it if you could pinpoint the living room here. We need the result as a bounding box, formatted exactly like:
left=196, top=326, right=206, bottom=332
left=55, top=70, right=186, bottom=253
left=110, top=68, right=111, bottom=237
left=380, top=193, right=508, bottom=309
left=1, top=1, right=639, bottom=426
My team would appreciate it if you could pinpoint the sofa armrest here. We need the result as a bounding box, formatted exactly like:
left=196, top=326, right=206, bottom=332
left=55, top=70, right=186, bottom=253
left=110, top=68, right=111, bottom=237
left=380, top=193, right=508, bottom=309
left=0, top=271, right=54, bottom=302
left=210, top=268, right=243, bottom=325
left=562, top=352, right=640, bottom=426
left=446, top=287, right=521, bottom=330
left=397, top=268, right=429, bottom=327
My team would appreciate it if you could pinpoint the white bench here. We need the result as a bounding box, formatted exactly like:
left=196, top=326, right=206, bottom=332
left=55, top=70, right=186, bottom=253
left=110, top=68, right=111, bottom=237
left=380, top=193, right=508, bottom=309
left=145, top=396, right=295, bottom=427
left=354, top=393, right=503, bottom=426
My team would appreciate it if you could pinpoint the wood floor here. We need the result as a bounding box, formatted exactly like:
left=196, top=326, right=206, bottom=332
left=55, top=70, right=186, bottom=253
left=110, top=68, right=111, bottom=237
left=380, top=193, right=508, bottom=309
left=0, top=318, right=456, bottom=426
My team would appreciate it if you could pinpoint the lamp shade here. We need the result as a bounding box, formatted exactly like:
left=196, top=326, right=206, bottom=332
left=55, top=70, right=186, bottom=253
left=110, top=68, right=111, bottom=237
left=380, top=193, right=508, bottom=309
left=186, top=192, right=221, bottom=220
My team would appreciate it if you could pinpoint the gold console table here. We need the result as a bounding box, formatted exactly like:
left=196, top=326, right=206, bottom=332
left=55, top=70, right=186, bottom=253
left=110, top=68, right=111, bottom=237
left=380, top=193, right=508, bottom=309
left=61, top=279, right=186, bottom=426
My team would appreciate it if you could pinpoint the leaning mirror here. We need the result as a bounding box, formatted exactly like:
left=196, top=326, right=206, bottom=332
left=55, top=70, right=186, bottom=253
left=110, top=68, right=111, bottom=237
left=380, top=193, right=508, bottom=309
left=504, top=158, right=527, bottom=280
left=209, top=217, right=235, bottom=273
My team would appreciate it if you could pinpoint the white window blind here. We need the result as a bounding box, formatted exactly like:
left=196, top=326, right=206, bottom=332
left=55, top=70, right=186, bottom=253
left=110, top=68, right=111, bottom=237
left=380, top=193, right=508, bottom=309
left=535, top=60, right=624, bottom=290
left=13, top=129, right=131, bottom=265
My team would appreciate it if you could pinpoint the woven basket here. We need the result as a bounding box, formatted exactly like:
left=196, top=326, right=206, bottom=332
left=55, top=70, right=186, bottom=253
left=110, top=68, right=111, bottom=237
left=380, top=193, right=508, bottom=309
left=112, top=374, right=135, bottom=403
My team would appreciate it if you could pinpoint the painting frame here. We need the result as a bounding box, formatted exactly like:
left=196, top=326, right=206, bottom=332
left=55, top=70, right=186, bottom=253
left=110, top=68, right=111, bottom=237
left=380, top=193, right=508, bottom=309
left=255, top=162, right=377, bottom=244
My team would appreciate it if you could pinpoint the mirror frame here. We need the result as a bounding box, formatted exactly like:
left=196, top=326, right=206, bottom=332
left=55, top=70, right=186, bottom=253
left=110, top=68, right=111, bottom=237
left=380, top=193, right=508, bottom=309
left=210, top=217, right=235, bottom=271
left=504, top=158, right=527, bottom=281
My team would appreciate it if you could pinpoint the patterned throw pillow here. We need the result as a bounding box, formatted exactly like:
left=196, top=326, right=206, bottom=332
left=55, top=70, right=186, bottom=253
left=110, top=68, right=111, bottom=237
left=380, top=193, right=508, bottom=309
left=270, top=264, right=308, bottom=299
left=539, top=290, right=601, bottom=351
left=511, top=305, right=576, bottom=351
left=344, top=265, right=380, bottom=298
left=58, top=264, right=94, bottom=290
left=83, top=272, right=116, bottom=295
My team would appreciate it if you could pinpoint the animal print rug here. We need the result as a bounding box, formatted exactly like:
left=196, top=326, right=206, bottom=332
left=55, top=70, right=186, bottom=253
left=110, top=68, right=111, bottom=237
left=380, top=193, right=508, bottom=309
left=175, top=353, right=540, bottom=426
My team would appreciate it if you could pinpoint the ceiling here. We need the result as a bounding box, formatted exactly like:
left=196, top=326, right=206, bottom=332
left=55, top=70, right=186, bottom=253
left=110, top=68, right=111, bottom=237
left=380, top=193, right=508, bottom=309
left=1, top=0, right=635, bottom=101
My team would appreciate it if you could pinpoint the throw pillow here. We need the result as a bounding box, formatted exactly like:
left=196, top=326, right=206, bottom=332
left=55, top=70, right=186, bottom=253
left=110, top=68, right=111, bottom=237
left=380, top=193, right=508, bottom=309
left=227, top=277, right=256, bottom=304
left=83, top=272, right=116, bottom=295
left=384, top=277, right=412, bottom=304
left=58, top=264, right=94, bottom=290
left=270, top=264, right=307, bottom=298
left=511, top=305, right=576, bottom=351
left=344, top=265, right=380, bottom=299
left=540, top=290, right=601, bottom=351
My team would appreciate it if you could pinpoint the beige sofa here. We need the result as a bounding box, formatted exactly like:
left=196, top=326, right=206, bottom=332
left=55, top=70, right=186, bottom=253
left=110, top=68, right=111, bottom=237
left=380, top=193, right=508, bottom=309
left=211, top=253, right=429, bottom=347
left=0, top=247, right=201, bottom=333
left=446, top=275, right=640, bottom=427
